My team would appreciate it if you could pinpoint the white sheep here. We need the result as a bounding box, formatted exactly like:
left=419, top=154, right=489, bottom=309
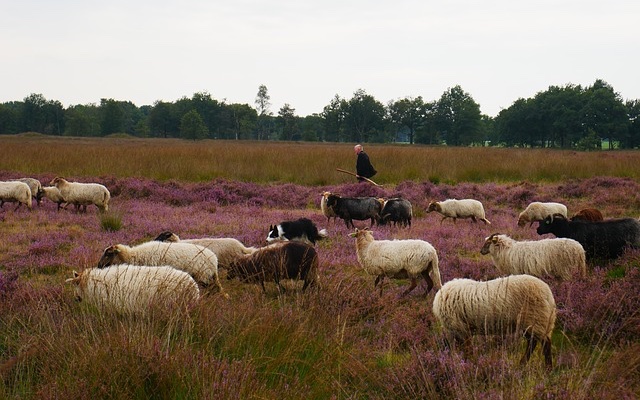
left=518, top=201, right=567, bottom=227
left=480, top=233, right=586, bottom=281
left=320, top=191, right=338, bottom=223
left=66, top=264, right=200, bottom=314
left=50, top=176, right=110, bottom=213
left=97, top=241, right=226, bottom=296
left=427, top=199, right=491, bottom=224
left=37, top=186, right=67, bottom=211
left=0, top=181, right=32, bottom=210
left=154, top=231, right=257, bottom=269
left=14, top=178, right=42, bottom=205
left=349, top=228, right=441, bottom=296
left=432, top=275, right=557, bottom=368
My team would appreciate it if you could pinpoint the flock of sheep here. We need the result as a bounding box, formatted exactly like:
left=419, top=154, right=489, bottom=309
left=5, top=176, right=640, bottom=370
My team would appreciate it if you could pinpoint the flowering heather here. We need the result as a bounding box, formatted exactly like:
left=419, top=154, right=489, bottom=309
left=1, top=173, right=639, bottom=398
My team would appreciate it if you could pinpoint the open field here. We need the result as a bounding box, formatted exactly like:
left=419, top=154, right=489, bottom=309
left=2, top=134, right=640, bottom=184
left=1, top=137, right=639, bottom=399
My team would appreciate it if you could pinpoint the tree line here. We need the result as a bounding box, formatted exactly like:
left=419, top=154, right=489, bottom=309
left=1, top=80, right=638, bottom=149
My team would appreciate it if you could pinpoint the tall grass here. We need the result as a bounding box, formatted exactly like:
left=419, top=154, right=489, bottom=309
left=2, top=134, right=640, bottom=184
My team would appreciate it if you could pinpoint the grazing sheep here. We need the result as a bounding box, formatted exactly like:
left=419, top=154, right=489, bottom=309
left=154, top=231, right=256, bottom=269
left=266, top=217, right=328, bottom=245
left=50, top=176, right=110, bottom=213
left=570, top=208, right=604, bottom=222
left=66, top=265, right=200, bottom=314
left=427, top=199, right=490, bottom=225
left=325, top=193, right=383, bottom=229
left=537, top=214, right=640, bottom=259
left=97, top=241, right=225, bottom=295
left=349, top=228, right=441, bottom=296
left=14, top=178, right=42, bottom=205
left=320, top=191, right=338, bottom=223
left=227, top=241, right=318, bottom=293
left=518, top=202, right=567, bottom=227
left=432, top=275, right=557, bottom=368
left=36, top=186, right=67, bottom=211
left=0, top=181, right=32, bottom=210
left=480, top=233, right=586, bottom=280
left=378, top=197, right=413, bottom=227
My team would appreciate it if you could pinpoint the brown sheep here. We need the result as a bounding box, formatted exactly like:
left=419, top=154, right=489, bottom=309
left=570, top=208, right=604, bottom=222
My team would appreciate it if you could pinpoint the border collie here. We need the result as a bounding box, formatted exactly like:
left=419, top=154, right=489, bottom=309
left=266, top=218, right=328, bottom=245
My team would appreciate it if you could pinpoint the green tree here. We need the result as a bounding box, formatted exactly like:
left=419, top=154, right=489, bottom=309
left=624, top=99, right=640, bottom=149
left=277, top=103, right=298, bottom=141
left=64, top=104, right=101, bottom=136
left=387, top=96, right=430, bottom=144
left=180, top=110, right=208, bottom=140
left=343, top=89, right=387, bottom=143
left=582, top=79, right=628, bottom=149
left=228, top=103, right=258, bottom=140
left=255, top=84, right=272, bottom=140
left=149, top=101, right=178, bottom=138
left=100, top=98, right=125, bottom=135
left=321, top=94, right=346, bottom=142
left=0, top=102, right=20, bottom=134
left=433, top=86, right=482, bottom=146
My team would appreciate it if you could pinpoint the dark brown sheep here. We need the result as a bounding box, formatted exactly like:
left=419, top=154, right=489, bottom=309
left=570, top=208, right=604, bottom=222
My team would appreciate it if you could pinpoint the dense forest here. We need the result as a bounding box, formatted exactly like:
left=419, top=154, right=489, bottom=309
left=1, top=79, right=638, bottom=149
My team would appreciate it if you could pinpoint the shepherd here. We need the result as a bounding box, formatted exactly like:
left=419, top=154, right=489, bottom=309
left=354, top=144, right=377, bottom=182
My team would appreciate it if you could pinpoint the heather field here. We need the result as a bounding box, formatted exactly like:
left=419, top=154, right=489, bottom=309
left=1, top=138, right=640, bottom=399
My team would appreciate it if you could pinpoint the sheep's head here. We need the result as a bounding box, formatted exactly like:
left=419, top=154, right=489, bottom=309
left=154, top=231, right=180, bottom=242
left=321, top=191, right=332, bottom=199
left=65, top=270, right=82, bottom=301
left=349, top=228, right=373, bottom=240
left=50, top=176, right=66, bottom=186
left=536, top=213, right=567, bottom=235
left=97, top=245, right=123, bottom=268
left=326, top=194, right=340, bottom=208
left=480, top=233, right=501, bottom=255
left=426, top=201, right=440, bottom=213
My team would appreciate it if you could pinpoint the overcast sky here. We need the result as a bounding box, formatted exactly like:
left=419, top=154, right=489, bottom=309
left=2, top=0, right=638, bottom=117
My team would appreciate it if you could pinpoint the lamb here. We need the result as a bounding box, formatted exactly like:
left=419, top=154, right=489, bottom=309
left=36, top=186, right=67, bottom=211
left=517, top=201, right=567, bottom=227
left=325, top=193, right=383, bottom=229
left=97, top=241, right=226, bottom=295
left=537, top=214, right=640, bottom=259
left=66, top=265, right=200, bottom=314
left=480, top=233, right=586, bottom=281
left=427, top=199, right=490, bottom=225
left=432, top=275, right=557, bottom=368
left=378, top=197, right=413, bottom=227
left=14, top=178, right=42, bottom=206
left=154, top=231, right=256, bottom=269
left=320, top=191, right=338, bottom=223
left=227, top=241, right=318, bottom=293
left=50, top=176, right=110, bottom=213
left=0, top=181, right=32, bottom=210
left=570, top=208, right=604, bottom=222
left=349, top=228, right=441, bottom=296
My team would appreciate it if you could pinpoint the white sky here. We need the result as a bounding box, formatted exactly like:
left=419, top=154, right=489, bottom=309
left=1, top=0, right=638, bottom=117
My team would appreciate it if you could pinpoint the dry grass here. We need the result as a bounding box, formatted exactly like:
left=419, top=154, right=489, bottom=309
left=2, top=134, right=640, bottom=184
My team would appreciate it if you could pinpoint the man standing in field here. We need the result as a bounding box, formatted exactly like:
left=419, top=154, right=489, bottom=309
left=354, top=144, right=377, bottom=182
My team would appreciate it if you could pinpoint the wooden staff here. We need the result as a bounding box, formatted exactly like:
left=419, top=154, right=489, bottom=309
left=336, top=168, right=382, bottom=187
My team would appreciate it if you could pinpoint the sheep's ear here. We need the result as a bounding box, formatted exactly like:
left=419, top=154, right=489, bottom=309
left=66, top=271, right=80, bottom=284
left=491, top=234, right=499, bottom=244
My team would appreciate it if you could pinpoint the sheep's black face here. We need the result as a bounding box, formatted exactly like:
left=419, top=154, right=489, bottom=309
left=154, top=231, right=173, bottom=242
left=536, top=218, right=554, bottom=235
left=97, top=247, right=119, bottom=269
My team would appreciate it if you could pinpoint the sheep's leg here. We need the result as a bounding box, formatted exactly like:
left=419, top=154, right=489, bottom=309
left=260, top=281, right=267, bottom=293
left=520, top=334, right=538, bottom=365
left=542, top=338, right=553, bottom=370
left=471, top=216, right=477, bottom=223
left=440, top=216, right=447, bottom=225
left=421, top=270, right=434, bottom=296
left=401, top=277, right=418, bottom=296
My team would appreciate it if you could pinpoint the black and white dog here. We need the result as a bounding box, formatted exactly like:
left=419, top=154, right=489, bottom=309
left=266, top=217, right=328, bottom=245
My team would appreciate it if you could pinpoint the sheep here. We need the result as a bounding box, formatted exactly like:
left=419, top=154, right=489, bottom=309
left=570, top=208, right=604, bottom=222
left=427, top=199, right=490, bottom=225
left=154, top=231, right=256, bottom=269
left=320, top=191, right=338, bottom=223
left=537, top=213, right=640, bottom=259
left=97, top=241, right=226, bottom=295
left=36, top=186, right=67, bottom=211
left=13, top=178, right=42, bottom=205
left=480, top=233, right=586, bottom=281
left=378, top=197, right=412, bottom=227
left=66, top=265, right=200, bottom=314
left=227, top=241, right=318, bottom=294
left=432, top=275, right=557, bottom=368
left=0, top=181, right=32, bottom=210
left=349, top=228, right=441, bottom=296
left=50, top=176, right=110, bottom=213
left=518, top=201, right=567, bottom=227
left=325, top=193, right=382, bottom=229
